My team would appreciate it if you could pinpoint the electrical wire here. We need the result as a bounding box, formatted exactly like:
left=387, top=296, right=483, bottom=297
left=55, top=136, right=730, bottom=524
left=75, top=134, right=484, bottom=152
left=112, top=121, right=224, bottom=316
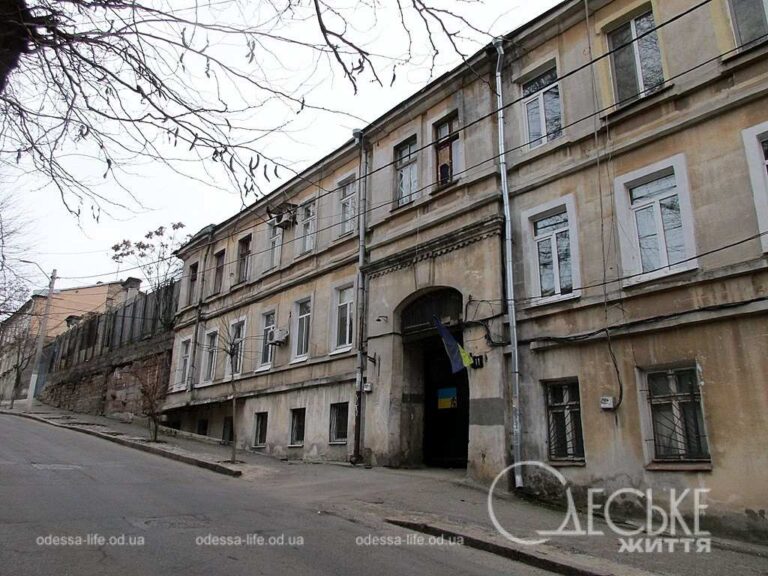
left=56, top=0, right=717, bottom=283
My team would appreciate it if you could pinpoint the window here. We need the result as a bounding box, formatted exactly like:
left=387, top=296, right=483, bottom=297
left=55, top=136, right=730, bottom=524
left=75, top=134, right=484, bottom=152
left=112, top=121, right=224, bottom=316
left=213, top=250, right=225, bottom=294
left=202, top=330, right=218, bottom=383
left=742, top=122, right=768, bottom=253
left=533, top=211, right=572, bottom=298
left=187, top=263, right=198, bottom=306
left=339, top=181, right=356, bottom=235
left=522, top=67, right=562, bottom=148
left=236, top=235, right=252, bottom=283
left=614, top=155, right=696, bottom=283
left=545, top=381, right=584, bottom=460
left=434, top=115, right=459, bottom=186
left=395, top=138, right=419, bottom=206
left=329, top=402, right=349, bottom=443
left=645, top=368, right=709, bottom=461
left=335, top=286, right=354, bottom=349
left=730, top=0, right=768, bottom=48
left=523, top=196, right=581, bottom=304
left=254, top=412, right=268, bottom=447
left=227, top=319, right=245, bottom=375
left=608, top=10, right=664, bottom=104
left=267, top=222, right=282, bottom=270
left=294, top=300, right=311, bottom=359
left=179, top=339, right=191, bottom=387
left=260, top=311, right=276, bottom=367
left=290, top=408, right=306, bottom=446
left=629, top=174, right=686, bottom=274
left=297, top=201, right=316, bottom=255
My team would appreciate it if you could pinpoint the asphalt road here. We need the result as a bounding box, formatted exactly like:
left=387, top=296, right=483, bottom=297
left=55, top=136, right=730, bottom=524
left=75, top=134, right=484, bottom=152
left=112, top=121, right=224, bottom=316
left=0, top=415, right=552, bottom=576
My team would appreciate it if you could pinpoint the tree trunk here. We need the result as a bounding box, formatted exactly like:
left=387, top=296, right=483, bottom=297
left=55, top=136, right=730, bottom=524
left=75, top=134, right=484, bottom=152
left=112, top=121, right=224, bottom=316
left=230, top=394, right=237, bottom=463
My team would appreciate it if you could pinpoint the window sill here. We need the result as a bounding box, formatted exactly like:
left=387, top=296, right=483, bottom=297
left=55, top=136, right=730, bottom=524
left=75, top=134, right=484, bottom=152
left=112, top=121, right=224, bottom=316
left=335, top=230, right=356, bottom=242
left=329, top=440, right=348, bottom=446
left=601, top=83, right=675, bottom=125
left=254, top=364, right=272, bottom=373
left=289, top=356, right=309, bottom=365
left=287, top=443, right=304, bottom=448
left=720, top=37, right=768, bottom=70
left=548, top=459, right=586, bottom=468
left=251, top=444, right=266, bottom=450
left=523, top=291, right=580, bottom=310
left=621, top=261, right=698, bottom=289
left=329, top=346, right=353, bottom=356
left=293, top=251, right=315, bottom=265
left=429, top=178, right=461, bottom=197
left=389, top=196, right=421, bottom=214
left=645, top=461, right=712, bottom=472
left=196, top=379, right=217, bottom=388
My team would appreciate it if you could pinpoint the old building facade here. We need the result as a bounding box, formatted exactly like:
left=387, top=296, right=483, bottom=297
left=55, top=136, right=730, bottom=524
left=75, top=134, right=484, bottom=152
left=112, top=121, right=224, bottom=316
left=166, top=0, right=768, bottom=535
left=0, top=278, right=142, bottom=402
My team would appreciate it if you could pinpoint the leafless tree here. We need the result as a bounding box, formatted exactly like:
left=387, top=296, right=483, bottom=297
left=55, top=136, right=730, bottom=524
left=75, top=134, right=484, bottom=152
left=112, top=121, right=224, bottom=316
left=111, top=222, right=188, bottom=290
left=0, top=192, right=30, bottom=321
left=1, top=316, right=36, bottom=408
left=0, top=0, right=488, bottom=217
left=126, top=352, right=170, bottom=442
left=215, top=318, right=246, bottom=463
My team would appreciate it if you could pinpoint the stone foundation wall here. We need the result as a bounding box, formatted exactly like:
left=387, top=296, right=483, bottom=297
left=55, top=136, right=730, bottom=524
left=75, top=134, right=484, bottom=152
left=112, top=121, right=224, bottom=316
left=40, top=333, right=173, bottom=418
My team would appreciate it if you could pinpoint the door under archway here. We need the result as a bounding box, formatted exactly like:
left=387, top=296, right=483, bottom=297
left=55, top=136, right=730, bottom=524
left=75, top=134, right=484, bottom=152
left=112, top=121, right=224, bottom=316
left=400, top=289, right=469, bottom=468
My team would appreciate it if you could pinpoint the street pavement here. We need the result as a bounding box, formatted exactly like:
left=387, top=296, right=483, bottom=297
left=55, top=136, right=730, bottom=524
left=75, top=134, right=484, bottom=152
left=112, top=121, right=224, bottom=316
left=0, top=414, right=552, bottom=576
left=2, top=409, right=767, bottom=576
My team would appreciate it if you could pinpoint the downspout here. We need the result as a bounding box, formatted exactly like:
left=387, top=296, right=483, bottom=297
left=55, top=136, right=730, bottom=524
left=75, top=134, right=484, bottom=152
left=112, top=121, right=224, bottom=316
left=352, top=128, right=369, bottom=464
left=493, top=37, right=524, bottom=488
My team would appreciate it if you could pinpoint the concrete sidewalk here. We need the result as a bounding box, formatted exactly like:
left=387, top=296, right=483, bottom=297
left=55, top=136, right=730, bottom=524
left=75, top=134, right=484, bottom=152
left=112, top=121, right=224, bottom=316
left=2, top=402, right=767, bottom=576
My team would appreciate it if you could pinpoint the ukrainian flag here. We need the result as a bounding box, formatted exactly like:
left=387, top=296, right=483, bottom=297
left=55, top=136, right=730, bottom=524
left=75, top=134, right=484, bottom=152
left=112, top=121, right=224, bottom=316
left=432, top=315, right=473, bottom=374
left=438, top=387, right=458, bottom=410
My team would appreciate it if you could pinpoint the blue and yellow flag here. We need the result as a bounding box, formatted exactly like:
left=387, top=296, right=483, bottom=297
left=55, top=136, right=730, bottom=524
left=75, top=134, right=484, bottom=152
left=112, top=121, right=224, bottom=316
left=432, top=315, right=473, bottom=374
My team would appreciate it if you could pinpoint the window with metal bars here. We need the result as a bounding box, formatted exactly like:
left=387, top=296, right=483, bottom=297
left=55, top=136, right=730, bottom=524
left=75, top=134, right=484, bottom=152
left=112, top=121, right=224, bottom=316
left=545, top=380, right=584, bottom=461
left=646, top=368, right=710, bottom=462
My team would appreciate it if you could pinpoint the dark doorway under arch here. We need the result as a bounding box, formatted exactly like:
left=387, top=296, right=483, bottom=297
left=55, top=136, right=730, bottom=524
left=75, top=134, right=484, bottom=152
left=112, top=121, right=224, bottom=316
left=400, top=288, right=469, bottom=468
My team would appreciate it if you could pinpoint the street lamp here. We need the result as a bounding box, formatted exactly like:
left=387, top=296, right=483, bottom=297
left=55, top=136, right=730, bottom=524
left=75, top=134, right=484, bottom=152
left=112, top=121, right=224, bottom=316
left=19, top=260, right=57, bottom=411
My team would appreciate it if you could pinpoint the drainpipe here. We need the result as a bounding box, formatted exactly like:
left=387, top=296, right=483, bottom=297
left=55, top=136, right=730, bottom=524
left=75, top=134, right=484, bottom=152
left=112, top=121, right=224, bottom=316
left=352, top=128, right=369, bottom=465
left=493, top=37, right=524, bottom=488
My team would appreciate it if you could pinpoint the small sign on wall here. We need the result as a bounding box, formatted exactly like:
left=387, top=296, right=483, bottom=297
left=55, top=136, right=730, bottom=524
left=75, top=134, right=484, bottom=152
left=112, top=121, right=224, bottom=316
left=437, top=387, right=458, bottom=410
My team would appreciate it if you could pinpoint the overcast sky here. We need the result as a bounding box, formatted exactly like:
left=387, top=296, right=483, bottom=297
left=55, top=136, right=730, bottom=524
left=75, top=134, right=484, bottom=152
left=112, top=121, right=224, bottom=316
left=12, top=1, right=561, bottom=297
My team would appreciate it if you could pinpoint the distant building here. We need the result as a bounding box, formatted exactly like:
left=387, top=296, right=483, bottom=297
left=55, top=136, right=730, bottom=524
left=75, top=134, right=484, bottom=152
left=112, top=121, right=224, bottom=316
left=0, top=277, right=142, bottom=400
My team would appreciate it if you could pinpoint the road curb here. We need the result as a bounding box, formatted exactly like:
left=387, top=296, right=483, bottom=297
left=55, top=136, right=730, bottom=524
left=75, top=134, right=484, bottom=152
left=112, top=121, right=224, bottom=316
left=387, top=519, right=650, bottom=576
left=0, top=410, right=242, bottom=477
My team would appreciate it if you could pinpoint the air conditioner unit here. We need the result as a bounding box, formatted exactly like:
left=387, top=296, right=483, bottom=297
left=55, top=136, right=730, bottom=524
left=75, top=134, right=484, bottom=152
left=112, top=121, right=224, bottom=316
left=268, top=328, right=289, bottom=346
left=268, top=203, right=297, bottom=230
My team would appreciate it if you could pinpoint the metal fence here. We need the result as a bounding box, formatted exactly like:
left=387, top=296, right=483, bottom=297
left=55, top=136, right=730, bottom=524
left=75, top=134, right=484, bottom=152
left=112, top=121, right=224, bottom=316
left=49, top=281, right=178, bottom=373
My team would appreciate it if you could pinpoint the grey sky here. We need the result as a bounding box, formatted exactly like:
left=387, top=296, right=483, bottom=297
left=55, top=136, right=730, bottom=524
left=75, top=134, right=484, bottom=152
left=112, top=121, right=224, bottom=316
left=12, top=1, right=561, bottom=297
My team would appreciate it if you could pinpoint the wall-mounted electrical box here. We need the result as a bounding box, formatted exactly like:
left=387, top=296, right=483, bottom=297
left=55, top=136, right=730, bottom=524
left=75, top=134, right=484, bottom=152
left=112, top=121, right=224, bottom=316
left=600, top=396, right=616, bottom=411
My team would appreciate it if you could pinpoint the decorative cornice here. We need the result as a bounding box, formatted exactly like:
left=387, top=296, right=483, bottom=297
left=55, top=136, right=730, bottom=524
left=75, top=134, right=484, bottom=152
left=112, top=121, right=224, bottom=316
left=364, top=216, right=503, bottom=279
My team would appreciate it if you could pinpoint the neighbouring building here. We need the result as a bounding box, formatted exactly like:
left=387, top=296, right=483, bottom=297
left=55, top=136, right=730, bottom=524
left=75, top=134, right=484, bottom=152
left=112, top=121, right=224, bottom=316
left=165, top=0, right=768, bottom=537
left=0, top=277, right=142, bottom=402
left=39, top=280, right=177, bottom=418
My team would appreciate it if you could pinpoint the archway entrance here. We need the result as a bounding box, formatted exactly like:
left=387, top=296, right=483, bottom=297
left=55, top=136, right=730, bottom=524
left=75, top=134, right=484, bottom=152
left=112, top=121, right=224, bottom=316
left=400, top=289, right=469, bottom=468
